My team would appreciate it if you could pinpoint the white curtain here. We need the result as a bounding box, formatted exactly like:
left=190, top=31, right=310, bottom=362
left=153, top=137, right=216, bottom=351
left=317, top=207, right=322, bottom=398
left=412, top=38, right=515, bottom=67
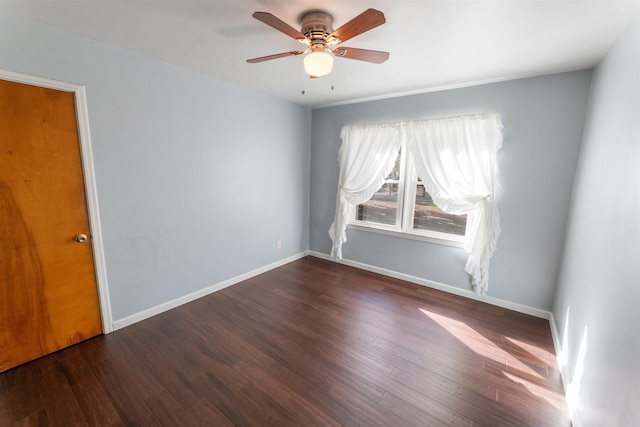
left=406, top=113, right=503, bottom=294
left=328, top=112, right=503, bottom=295
left=329, top=124, right=401, bottom=258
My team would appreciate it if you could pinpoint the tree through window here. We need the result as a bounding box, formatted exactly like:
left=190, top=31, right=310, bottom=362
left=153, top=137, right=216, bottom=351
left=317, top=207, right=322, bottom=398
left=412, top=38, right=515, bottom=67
left=354, top=150, right=467, bottom=238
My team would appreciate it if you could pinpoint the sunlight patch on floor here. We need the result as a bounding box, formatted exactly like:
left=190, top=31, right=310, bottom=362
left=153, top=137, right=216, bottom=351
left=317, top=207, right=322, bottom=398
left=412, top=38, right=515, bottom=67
left=502, top=372, right=566, bottom=410
left=505, top=336, right=555, bottom=366
left=419, top=308, right=544, bottom=379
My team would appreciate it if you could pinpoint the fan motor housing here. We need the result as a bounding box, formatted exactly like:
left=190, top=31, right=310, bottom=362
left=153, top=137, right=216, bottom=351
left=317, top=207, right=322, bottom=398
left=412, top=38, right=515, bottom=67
left=299, top=10, right=334, bottom=40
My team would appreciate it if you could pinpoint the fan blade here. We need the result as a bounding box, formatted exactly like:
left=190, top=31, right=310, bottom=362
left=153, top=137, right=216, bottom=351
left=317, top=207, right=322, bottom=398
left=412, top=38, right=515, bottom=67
left=328, top=9, right=385, bottom=44
left=252, top=12, right=306, bottom=41
left=333, top=47, right=389, bottom=64
left=247, top=51, right=305, bottom=63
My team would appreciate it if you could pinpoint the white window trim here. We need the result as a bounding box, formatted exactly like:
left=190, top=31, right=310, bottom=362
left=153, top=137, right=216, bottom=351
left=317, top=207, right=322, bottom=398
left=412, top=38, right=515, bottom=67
left=348, top=142, right=467, bottom=247
left=348, top=222, right=465, bottom=248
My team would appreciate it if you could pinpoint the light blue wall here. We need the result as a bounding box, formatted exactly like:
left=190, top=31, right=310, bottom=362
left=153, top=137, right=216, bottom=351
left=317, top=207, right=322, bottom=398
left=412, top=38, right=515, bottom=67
left=310, top=71, right=592, bottom=311
left=0, top=11, right=311, bottom=321
left=552, top=16, right=640, bottom=427
left=3, top=7, right=639, bottom=425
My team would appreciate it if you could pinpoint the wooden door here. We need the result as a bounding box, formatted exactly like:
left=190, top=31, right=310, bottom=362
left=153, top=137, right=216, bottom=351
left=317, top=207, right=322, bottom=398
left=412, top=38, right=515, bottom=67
left=0, top=79, right=103, bottom=372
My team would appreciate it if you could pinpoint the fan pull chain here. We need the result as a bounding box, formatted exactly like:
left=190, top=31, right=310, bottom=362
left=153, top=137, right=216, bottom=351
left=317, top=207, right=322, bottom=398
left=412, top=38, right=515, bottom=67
left=301, top=61, right=307, bottom=95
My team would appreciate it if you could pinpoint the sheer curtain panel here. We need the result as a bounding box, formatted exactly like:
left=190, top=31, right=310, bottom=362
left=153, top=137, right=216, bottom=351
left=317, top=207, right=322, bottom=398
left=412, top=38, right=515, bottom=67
left=329, top=124, right=401, bottom=259
left=406, top=113, right=503, bottom=294
left=328, top=113, right=503, bottom=295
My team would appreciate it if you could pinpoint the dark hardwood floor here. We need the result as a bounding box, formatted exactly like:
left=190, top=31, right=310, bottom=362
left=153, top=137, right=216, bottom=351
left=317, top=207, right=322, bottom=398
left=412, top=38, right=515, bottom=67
left=0, top=256, right=570, bottom=426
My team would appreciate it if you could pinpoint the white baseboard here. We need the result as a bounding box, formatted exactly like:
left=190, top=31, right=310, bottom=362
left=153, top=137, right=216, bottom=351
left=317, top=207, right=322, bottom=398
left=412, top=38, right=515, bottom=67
left=548, top=312, right=577, bottom=426
left=112, top=249, right=551, bottom=331
left=549, top=312, right=563, bottom=363
left=308, top=250, right=552, bottom=320
left=111, top=251, right=309, bottom=331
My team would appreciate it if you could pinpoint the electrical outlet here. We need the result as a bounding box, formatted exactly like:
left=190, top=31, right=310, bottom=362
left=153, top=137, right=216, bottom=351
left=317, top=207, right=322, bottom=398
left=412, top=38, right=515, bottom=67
left=276, top=240, right=282, bottom=249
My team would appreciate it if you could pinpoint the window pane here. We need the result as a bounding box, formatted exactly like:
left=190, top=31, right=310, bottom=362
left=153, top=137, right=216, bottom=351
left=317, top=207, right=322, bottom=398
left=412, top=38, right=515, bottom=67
left=385, top=151, right=401, bottom=180
left=413, top=184, right=467, bottom=235
left=357, top=183, right=398, bottom=226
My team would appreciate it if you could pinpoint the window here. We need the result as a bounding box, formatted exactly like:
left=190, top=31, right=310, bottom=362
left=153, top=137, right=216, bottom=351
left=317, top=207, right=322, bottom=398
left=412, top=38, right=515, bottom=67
left=329, top=113, right=502, bottom=294
left=356, top=152, right=400, bottom=226
left=352, top=149, right=467, bottom=244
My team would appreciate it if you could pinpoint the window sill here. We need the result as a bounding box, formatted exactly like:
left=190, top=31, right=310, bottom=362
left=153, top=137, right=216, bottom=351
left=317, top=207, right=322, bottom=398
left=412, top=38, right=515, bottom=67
left=347, top=223, right=466, bottom=248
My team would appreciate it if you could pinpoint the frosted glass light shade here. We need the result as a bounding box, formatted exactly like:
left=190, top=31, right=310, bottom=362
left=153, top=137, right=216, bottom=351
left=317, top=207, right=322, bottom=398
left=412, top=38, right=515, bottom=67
left=303, top=51, right=334, bottom=77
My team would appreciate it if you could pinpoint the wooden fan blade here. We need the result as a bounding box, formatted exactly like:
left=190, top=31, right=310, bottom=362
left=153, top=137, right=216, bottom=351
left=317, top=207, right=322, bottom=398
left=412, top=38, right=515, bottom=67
left=247, top=51, right=305, bottom=63
left=252, top=12, right=306, bottom=41
left=333, top=47, right=389, bottom=64
left=329, top=9, right=386, bottom=44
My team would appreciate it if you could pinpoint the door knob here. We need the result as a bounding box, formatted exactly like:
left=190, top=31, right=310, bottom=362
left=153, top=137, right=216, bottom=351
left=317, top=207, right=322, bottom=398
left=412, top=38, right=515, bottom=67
left=74, top=234, right=88, bottom=243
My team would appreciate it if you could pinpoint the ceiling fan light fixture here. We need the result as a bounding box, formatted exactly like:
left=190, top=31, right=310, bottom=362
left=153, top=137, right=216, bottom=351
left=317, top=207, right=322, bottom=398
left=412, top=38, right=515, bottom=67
left=304, top=50, right=333, bottom=77
left=247, top=9, right=388, bottom=78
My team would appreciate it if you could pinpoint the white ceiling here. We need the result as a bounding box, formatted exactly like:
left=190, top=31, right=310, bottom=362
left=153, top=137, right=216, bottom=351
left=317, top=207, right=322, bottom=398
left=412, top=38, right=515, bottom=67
left=3, top=0, right=640, bottom=108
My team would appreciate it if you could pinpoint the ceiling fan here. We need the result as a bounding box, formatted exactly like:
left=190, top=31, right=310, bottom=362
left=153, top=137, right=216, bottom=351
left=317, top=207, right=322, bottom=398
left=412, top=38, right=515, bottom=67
left=247, top=8, right=389, bottom=78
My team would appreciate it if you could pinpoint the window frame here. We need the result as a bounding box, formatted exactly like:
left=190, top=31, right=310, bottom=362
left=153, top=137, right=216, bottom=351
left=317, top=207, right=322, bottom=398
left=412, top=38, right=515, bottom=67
left=348, top=144, right=467, bottom=248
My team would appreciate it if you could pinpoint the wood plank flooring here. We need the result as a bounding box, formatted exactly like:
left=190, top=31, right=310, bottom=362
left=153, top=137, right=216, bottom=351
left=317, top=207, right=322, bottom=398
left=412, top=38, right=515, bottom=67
left=0, top=256, right=570, bottom=426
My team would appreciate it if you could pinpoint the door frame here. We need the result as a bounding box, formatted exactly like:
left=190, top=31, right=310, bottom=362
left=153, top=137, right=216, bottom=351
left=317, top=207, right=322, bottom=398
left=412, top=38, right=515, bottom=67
left=1, top=69, right=113, bottom=333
